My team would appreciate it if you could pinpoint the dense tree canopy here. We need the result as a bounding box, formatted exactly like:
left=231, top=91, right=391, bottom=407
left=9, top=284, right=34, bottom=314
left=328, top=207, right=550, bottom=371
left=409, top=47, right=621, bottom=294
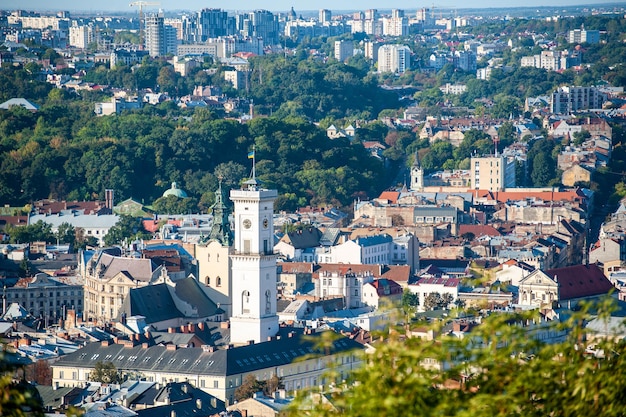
left=289, top=299, right=626, bottom=417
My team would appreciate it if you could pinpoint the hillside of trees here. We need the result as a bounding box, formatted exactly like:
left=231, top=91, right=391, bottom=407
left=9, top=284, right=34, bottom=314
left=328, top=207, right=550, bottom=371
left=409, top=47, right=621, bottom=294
left=0, top=63, right=388, bottom=212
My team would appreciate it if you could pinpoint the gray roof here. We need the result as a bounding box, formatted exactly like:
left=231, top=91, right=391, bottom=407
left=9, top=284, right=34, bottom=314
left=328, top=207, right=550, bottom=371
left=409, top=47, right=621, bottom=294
left=172, top=277, right=220, bottom=318
left=54, top=332, right=363, bottom=378
left=0, top=98, right=39, bottom=111
left=118, top=277, right=220, bottom=324
left=134, top=382, right=225, bottom=417
left=120, top=283, right=180, bottom=324
left=30, top=213, right=119, bottom=229
left=92, top=253, right=157, bottom=281
left=319, top=228, right=343, bottom=246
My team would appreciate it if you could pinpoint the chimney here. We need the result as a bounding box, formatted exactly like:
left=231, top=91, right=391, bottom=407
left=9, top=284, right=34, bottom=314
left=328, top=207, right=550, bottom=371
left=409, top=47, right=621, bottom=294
left=211, top=397, right=216, bottom=408
left=101, top=340, right=111, bottom=347
left=170, top=411, right=176, bottom=417
left=166, top=344, right=177, bottom=351
left=225, top=344, right=234, bottom=350
left=247, top=340, right=254, bottom=345
left=198, top=322, right=205, bottom=331
left=168, top=327, right=176, bottom=334
left=196, top=399, right=202, bottom=410
left=188, top=323, right=195, bottom=333
left=220, top=321, right=230, bottom=329
left=142, top=342, right=149, bottom=349
left=144, top=331, right=151, bottom=340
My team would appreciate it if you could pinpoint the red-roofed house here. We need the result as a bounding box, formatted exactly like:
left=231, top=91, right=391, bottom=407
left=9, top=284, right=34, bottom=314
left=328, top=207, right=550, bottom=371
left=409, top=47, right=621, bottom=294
left=518, top=264, right=613, bottom=307
left=377, top=191, right=400, bottom=204
left=362, top=278, right=403, bottom=309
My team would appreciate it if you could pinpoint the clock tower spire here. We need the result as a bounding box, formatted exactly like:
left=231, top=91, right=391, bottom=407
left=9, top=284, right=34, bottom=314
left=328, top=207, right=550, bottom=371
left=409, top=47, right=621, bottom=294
left=229, top=153, right=279, bottom=344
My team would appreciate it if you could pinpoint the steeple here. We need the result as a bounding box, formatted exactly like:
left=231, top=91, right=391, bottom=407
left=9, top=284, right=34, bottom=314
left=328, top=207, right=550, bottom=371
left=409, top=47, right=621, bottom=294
left=203, top=178, right=233, bottom=247
left=410, top=151, right=424, bottom=192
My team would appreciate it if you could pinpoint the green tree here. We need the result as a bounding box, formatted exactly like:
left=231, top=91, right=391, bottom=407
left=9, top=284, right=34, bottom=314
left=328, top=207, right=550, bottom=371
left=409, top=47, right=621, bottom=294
left=234, top=374, right=265, bottom=401
left=401, top=289, right=419, bottom=317
left=289, top=299, right=626, bottom=417
left=0, top=350, right=45, bottom=417
left=103, top=215, right=149, bottom=246
left=89, top=361, right=121, bottom=384
left=55, top=222, right=76, bottom=246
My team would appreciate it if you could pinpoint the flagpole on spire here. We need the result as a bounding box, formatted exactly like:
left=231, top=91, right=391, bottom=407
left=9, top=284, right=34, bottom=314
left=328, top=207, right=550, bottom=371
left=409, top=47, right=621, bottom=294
left=246, top=146, right=258, bottom=189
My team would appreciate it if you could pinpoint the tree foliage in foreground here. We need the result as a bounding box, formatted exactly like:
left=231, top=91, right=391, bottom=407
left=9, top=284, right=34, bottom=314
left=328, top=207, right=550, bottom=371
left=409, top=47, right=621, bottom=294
left=0, top=350, right=44, bottom=417
left=89, top=361, right=122, bottom=384
left=289, top=298, right=626, bottom=417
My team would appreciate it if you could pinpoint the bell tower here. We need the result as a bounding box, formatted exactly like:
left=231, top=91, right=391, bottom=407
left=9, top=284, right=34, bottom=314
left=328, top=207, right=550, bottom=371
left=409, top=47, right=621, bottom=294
left=229, top=172, right=279, bottom=344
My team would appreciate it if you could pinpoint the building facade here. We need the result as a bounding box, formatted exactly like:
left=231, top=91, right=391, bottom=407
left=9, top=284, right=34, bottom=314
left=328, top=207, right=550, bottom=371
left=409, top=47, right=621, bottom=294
left=5, top=273, right=83, bottom=322
left=470, top=155, right=516, bottom=191
left=229, top=178, right=280, bottom=345
left=51, top=332, right=363, bottom=405
left=377, top=44, right=411, bottom=74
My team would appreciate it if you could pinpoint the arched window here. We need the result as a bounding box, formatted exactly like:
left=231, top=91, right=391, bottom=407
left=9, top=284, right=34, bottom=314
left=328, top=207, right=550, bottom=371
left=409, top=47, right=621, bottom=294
left=242, top=291, right=250, bottom=314
left=205, top=276, right=210, bottom=286
left=217, top=276, right=222, bottom=287
left=265, top=290, right=271, bottom=314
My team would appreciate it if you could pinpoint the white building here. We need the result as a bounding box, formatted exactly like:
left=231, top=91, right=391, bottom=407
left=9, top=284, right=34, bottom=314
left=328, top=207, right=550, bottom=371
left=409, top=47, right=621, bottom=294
left=316, top=269, right=374, bottom=308
left=382, top=9, right=408, bottom=37
left=29, top=212, right=119, bottom=246
left=550, top=86, right=608, bottom=114
left=568, top=28, right=600, bottom=44
left=326, top=234, right=393, bottom=265
left=145, top=12, right=166, bottom=57
left=408, top=277, right=461, bottom=311
left=377, top=44, right=411, bottom=74
left=229, top=177, right=280, bottom=345
left=68, top=24, right=95, bottom=49
left=334, top=40, right=354, bottom=62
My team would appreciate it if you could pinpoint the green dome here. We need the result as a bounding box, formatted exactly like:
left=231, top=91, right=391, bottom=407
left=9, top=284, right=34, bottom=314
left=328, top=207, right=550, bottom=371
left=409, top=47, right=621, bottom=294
left=163, top=182, right=188, bottom=198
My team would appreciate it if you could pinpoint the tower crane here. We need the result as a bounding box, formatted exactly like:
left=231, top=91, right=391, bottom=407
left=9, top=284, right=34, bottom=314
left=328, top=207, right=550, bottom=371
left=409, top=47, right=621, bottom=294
left=129, top=1, right=160, bottom=49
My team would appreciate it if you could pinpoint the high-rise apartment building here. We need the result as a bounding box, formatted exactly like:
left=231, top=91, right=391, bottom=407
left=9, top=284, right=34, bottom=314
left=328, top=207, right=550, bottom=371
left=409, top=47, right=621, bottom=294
left=334, top=39, right=354, bottom=62
left=68, top=24, right=95, bottom=49
left=383, top=9, right=408, bottom=36
left=377, top=44, right=411, bottom=74
left=197, top=8, right=234, bottom=41
left=145, top=12, right=165, bottom=57
left=238, top=10, right=279, bottom=46
left=568, top=27, right=600, bottom=44
left=550, top=86, right=608, bottom=114
left=319, top=9, right=331, bottom=23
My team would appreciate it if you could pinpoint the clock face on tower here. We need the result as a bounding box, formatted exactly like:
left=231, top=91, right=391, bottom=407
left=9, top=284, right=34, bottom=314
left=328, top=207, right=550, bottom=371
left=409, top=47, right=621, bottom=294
left=263, top=218, right=269, bottom=229
left=242, top=219, right=252, bottom=229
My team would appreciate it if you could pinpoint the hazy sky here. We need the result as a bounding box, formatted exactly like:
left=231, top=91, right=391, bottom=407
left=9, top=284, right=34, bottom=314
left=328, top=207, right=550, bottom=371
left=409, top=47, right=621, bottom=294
left=1, top=0, right=618, bottom=13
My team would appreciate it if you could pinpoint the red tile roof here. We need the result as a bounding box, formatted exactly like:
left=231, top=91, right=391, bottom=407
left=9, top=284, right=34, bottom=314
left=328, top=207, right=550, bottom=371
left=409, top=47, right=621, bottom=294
left=458, top=224, right=502, bottom=238
left=474, top=189, right=586, bottom=203
left=378, top=191, right=400, bottom=204
left=545, top=264, right=613, bottom=301
left=369, top=278, right=403, bottom=296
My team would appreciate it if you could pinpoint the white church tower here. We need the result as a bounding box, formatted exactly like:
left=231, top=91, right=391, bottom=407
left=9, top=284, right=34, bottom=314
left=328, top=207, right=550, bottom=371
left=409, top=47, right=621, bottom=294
left=410, top=152, right=424, bottom=192
left=229, top=153, right=279, bottom=344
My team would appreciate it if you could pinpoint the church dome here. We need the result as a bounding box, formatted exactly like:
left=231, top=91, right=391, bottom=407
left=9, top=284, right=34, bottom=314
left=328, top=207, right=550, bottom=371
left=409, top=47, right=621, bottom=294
left=162, top=182, right=188, bottom=198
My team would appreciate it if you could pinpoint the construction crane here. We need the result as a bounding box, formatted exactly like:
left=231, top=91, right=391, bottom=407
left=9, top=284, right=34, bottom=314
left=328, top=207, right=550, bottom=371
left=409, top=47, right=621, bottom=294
left=129, top=1, right=160, bottom=50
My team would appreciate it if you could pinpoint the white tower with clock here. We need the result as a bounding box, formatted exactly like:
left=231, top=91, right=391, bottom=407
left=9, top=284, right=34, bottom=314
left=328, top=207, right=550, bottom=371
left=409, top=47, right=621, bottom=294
left=229, top=176, right=279, bottom=345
